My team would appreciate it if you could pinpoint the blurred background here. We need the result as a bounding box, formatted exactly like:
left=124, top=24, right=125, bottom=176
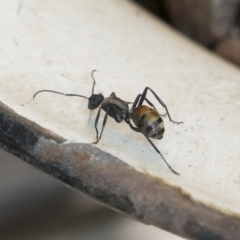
left=135, top=0, right=240, bottom=67
left=2, top=0, right=239, bottom=239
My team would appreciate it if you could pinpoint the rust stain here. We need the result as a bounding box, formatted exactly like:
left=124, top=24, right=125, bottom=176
left=72, top=151, right=91, bottom=162
left=39, top=142, right=64, bottom=162
left=139, top=165, right=149, bottom=175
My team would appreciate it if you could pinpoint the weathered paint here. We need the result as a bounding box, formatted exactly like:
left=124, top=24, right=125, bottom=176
left=0, top=101, right=240, bottom=240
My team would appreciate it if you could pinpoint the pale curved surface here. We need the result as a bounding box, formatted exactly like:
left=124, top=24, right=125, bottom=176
left=0, top=0, right=240, bottom=239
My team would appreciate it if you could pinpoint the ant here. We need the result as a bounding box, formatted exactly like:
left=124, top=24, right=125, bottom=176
left=33, top=70, right=183, bottom=175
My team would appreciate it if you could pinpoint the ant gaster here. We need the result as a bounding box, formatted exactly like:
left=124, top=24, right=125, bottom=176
left=33, top=70, right=183, bottom=175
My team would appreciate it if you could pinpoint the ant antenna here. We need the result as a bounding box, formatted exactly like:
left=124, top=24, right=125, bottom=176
left=33, top=90, right=88, bottom=100
left=33, top=70, right=104, bottom=114
left=91, top=70, right=97, bottom=94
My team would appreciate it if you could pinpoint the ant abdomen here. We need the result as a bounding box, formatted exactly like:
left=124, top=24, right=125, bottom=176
left=132, top=105, right=165, bottom=140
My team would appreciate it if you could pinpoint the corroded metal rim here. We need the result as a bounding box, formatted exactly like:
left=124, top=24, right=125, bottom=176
left=0, top=101, right=239, bottom=240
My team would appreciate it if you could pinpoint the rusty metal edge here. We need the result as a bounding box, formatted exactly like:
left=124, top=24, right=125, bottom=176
left=0, top=101, right=239, bottom=240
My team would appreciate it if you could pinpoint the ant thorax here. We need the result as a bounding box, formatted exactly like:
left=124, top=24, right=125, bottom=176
left=101, top=93, right=130, bottom=123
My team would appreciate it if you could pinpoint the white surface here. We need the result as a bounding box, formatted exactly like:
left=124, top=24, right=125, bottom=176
left=0, top=0, right=240, bottom=218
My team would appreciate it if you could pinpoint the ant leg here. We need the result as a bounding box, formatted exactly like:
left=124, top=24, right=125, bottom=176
left=94, top=107, right=102, bottom=139
left=138, top=87, right=183, bottom=124
left=144, top=97, right=156, bottom=110
left=131, top=94, right=142, bottom=111
left=131, top=94, right=157, bottom=112
left=127, top=119, right=179, bottom=175
left=160, top=113, right=167, bottom=117
left=143, top=134, right=180, bottom=175
left=93, top=108, right=109, bottom=144
left=128, top=121, right=141, bottom=133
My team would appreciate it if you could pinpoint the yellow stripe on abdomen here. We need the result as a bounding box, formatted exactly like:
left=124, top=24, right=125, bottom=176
left=132, top=106, right=165, bottom=139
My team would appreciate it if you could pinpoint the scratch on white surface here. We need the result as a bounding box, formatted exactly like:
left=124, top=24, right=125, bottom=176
left=17, top=0, right=23, bottom=15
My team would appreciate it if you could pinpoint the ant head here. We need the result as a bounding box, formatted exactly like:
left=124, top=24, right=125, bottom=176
left=88, top=93, right=104, bottom=110
left=87, top=70, right=104, bottom=110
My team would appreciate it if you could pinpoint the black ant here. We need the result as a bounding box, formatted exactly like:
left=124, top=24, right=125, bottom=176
left=33, top=70, right=183, bottom=175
